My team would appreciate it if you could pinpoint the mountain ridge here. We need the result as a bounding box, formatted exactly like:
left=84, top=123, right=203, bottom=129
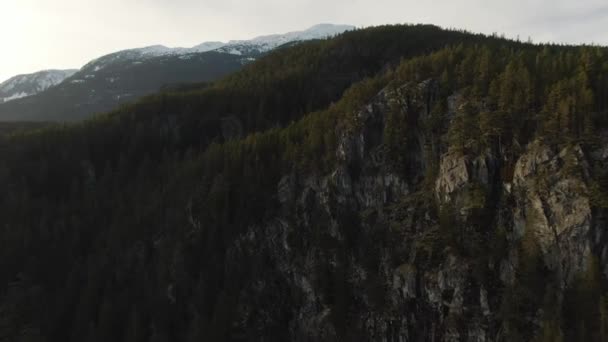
left=0, top=69, right=77, bottom=103
left=0, top=24, right=354, bottom=121
left=80, top=24, right=355, bottom=72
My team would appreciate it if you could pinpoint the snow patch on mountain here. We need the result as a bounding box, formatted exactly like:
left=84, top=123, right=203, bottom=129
left=0, top=69, right=77, bottom=103
left=82, top=24, right=354, bottom=72
left=137, top=24, right=353, bottom=57
left=217, top=23, right=355, bottom=54
left=2, top=92, right=29, bottom=102
left=0, top=24, right=354, bottom=104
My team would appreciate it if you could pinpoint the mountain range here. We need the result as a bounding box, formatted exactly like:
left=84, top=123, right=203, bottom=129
left=0, top=69, right=77, bottom=103
left=0, top=24, right=354, bottom=121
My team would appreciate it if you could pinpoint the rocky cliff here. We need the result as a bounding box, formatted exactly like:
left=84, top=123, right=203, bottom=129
left=197, top=79, right=608, bottom=341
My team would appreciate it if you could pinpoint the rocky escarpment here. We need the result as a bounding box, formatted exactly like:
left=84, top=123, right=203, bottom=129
left=511, top=143, right=594, bottom=285
left=2, top=78, right=597, bottom=342
left=202, top=79, right=608, bottom=341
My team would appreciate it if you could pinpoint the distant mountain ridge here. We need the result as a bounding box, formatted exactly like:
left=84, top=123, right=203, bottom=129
left=0, top=69, right=77, bottom=103
left=97, top=23, right=355, bottom=58
left=0, top=24, right=354, bottom=121
left=80, top=24, right=354, bottom=72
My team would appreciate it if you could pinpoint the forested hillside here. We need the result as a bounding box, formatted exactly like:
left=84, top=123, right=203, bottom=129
left=1, top=24, right=608, bottom=341
left=0, top=52, right=246, bottom=122
left=0, top=23, right=352, bottom=122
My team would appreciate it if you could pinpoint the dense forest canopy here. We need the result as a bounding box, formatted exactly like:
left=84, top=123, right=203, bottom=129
left=2, top=24, right=608, bottom=341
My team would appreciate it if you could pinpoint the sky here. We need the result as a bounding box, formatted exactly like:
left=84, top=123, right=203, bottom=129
left=1, top=0, right=608, bottom=83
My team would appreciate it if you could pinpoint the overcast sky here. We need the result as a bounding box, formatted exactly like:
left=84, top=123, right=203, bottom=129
left=1, top=0, right=607, bottom=83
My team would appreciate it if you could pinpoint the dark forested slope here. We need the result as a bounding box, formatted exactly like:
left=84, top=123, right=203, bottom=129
left=2, top=24, right=608, bottom=341
left=0, top=52, right=246, bottom=122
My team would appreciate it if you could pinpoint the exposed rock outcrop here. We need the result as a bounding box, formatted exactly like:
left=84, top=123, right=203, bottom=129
left=203, top=80, right=606, bottom=341
left=512, top=142, right=594, bottom=284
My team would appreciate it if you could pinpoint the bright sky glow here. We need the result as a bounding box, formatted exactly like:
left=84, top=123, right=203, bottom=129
left=1, top=0, right=607, bottom=82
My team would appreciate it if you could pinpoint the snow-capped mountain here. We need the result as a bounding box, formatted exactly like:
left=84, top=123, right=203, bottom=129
left=215, top=23, right=355, bottom=55
left=142, top=23, right=352, bottom=56
left=0, top=24, right=355, bottom=121
left=82, top=24, right=354, bottom=72
left=0, top=69, right=77, bottom=103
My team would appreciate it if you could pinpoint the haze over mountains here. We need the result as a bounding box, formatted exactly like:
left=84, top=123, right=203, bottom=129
left=0, top=24, right=354, bottom=122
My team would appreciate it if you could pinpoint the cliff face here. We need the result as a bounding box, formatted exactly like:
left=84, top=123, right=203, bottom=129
left=210, top=80, right=607, bottom=341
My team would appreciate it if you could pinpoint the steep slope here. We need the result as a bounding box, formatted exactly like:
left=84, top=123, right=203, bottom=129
left=0, top=69, right=77, bottom=103
left=0, top=52, right=247, bottom=121
left=0, top=24, right=353, bottom=122
left=2, top=25, right=608, bottom=341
